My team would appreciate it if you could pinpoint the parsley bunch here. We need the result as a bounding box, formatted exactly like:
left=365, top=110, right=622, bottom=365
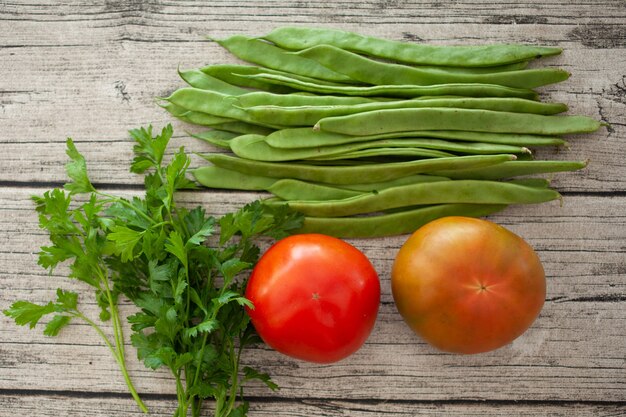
left=4, top=125, right=302, bottom=417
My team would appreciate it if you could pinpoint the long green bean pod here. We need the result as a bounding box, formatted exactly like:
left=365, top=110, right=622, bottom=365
left=296, top=204, right=508, bottom=238
left=241, top=97, right=568, bottom=126
left=431, top=160, right=588, bottom=179
left=267, top=180, right=560, bottom=217
left=296, top=44, right=569, bottom=89
left=235, top=73, right=539, bottom=99
left=227, top=134, right=527, bottom=162
left=315, top=108, right=602, bottom=136
left=265, top=127, right=566, bottom=149
left=215, top=35, right=355, bottom=83
left=263, top=27, right=562, bottom=67
left=200, top=153, right=515, bottom=184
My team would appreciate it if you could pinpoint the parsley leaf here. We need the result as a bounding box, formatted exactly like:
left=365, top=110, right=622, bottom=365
left=4, top=300, right=57, bottom=329
left=107, top=225, right=145, bottom=262
left=64, top=138, right=96, bottom=195
left=5, top=123, right=304, bottom=417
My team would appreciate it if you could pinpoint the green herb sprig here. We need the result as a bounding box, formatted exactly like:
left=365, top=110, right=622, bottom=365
left=4, top=124, right=303, bottom=417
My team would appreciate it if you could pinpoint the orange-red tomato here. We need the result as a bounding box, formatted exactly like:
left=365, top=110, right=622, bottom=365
left=245, top=234, right=380, bottom=363
left=391, top=216, right=546, bottom=354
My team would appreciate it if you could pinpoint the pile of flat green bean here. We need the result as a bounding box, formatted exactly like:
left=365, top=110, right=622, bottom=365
left=162, top=27, right=602, bottom=238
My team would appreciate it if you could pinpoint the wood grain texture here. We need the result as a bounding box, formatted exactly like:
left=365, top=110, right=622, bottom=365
left=0, top=2, right=624, bottom=191
left=1, top=189, right=624, bottom=403
left=1, top=0, right=625, bottom=416
left=2, top=394, right=626, bottom=417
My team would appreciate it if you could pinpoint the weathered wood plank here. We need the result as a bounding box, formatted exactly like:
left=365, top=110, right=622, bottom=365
left=0, top=2, right=624, bottom=191
left=1, top=1, right=625, bottom=415
left=3, top=1, right=626, bottom=28
left=1, top=394, right=624, bottom=417
left=1, top=188, right=624, bottom=401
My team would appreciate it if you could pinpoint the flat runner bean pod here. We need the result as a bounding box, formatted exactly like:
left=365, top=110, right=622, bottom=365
left=339, top=174, right=451, bottom=191
left=235, top=91, right=378, bottom=109
left=159, top=101, right=191, bottom=117
left=305, top=147, right=455, bottom=160
left=201, top=65, right=297, bottom=93
left=267, top=179, right=363, bottom=200
left=207, top=121, right=276, bottom=136
left=400, top=61, right=529, bottom=74
left=320, top=137, right=530, bottom=156
left=192, top=166, right=277, bottom=190
left=265, top=127, right=566, bottom=149
left=295, top=203, right=508, bottom=238
left=165, top=88, right=287, bottom=129
left=159, top=102, right=235, bottom=125
left=201, top=64, right=352, bottom=87
left=235, top=73, right=539, bottom=99
left=179, top=112, right=235, bottom=126
left=178, top=69, right=249, bottom=95
left=262, top=27, right=562, bottom=67
left=316, top=108, right=602, bottom=136
left=431, top=160, right=588, bottom=179
left=242, top=97, right=568, bottom=127
left=267, top=179, right=560, bottom=217
left=296, top=45, right=570, bottom=89
left=215, top=35, right=355, bottom=83
left=192, top=166, right=451, bottom=193
left=200, top=153, right=515, bottom=184
left=190, top=130, right=240, bottom=149
left=228, top=134, right=518, bottom=162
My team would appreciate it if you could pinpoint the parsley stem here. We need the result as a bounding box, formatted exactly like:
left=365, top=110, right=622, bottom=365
left=174, top=370, right=188, bottom=416
left=225, top=339, right=240, bottom=417
left=72, top=309, right=148, bottom=412
left=71, top=310, right=116, bottom=357
left=97, top=266, right=149, bottom=413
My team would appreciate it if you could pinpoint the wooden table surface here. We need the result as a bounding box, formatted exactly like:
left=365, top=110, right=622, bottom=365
left=1, top=1, right=625, bottom=416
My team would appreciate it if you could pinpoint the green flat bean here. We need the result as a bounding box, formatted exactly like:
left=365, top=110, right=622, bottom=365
left=338, top=174, right=451, bottom=191
left=295, top=203, right=508, bottom=238
left=215, top=35, right=355, bottom=83
left=159, top=101, right=190, bottom=117
left=235, top=73, right=539, bottom=99
left=508, top=178, right=551, bottom=188
left=263, top=27, right=562, bottom=67
left=242, top=97, right=568, bottom=126
left=208, top=121, right=276, bottom=135
left=305, top=147, right=455, bottom=160
left=180, top=112, right=235, bottom=126
left=296, top=44, right=570, bottom=89
left=431, top=160, right=588, bottom=179
left=316, top=108, right=602, bottom=136
left=192, top=166, right=277, bottom=190
left=178, top=68, right=249, bottom=95
left=329, top=138, right=529, bottom=156
left=190, top=130, right=240, bottom=149
left=268, top=179, right=560, bottom=217
left=407, top=61, right=529, bottom=74
left=201, top=65, right=297, bottom=93
left=265, top=127, right=566, bottom=149
left=165, top=87, right=287, bottom=129
left=160, top=102, right=234, bottom=125
left=229, top=134, right=518, bottom=162
left=201, top=153, right=516, bottom=184
left=193, top=166, right=451, bottom=194
left=267, top=179, right=363, bottom=200
left=201, top=64, right=351, bottom=87
left=236, top=91, right=377, bottom=109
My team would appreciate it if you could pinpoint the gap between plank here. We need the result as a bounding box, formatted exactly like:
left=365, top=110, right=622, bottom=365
left=0, top=388, right=625, bottom=407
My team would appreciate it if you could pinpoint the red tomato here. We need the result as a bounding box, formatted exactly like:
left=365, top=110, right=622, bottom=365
left=245, top=234, right=380, bottom=363
left=391, top=217, right=546, bottom=354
